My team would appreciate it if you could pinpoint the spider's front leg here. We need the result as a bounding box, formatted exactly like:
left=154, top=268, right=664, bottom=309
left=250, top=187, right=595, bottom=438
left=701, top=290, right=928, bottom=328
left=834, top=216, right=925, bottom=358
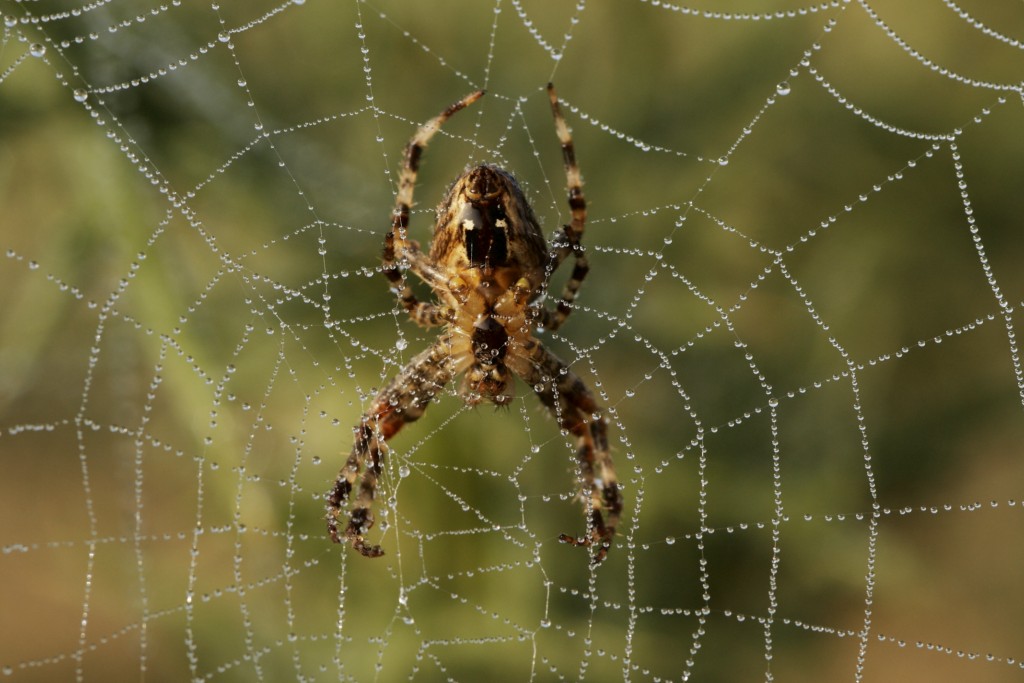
left=538, top=83, right=591, bottom=334
left=382, top=90, right=485, bottom=328
left=510, top=340, right=622, bottom=564
left=327, top=339, right=454, bottom=557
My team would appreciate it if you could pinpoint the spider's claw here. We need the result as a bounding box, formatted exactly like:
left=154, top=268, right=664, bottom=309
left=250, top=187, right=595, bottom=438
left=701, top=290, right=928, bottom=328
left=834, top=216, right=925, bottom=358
left=327, top=516, right=343, bottom=545
left=326, top=477, right=353, bottom=544
left=326, top=496, right=386, bottom=558
left=558, top=532, right=582, bottom=547
left=584, top=540, right=611, bottom=566
left=559, top=526, right=614, bottom=565
left=352, top=537, right=385, bottom=558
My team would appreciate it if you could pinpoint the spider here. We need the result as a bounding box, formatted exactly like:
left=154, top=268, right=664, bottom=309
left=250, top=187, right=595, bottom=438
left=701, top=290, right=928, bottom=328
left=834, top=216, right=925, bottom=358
left=326, top=84, right=622, bottom=564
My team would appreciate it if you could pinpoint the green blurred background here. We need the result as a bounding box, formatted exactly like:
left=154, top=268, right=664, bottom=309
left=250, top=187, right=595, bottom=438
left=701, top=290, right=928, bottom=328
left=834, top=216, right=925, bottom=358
left=2, top=0, right=1023, bottom=681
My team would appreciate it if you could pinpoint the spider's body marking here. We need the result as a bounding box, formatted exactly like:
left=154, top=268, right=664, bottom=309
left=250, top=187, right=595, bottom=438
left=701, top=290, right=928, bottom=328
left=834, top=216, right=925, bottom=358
left=430, top=164, right=548, bottom=291
left=328, top=84, right=622, bottom=564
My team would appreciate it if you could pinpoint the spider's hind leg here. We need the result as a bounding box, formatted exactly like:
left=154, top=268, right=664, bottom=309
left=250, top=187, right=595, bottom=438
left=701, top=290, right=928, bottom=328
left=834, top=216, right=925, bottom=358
left=509, top=340, right=622, bottom=564
left=327, top=339, right=454, bottom=557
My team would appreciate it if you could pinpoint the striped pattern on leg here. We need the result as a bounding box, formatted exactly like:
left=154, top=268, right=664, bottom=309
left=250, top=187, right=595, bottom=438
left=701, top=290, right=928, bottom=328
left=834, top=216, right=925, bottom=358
left=327, top=338, right=455, bottom=556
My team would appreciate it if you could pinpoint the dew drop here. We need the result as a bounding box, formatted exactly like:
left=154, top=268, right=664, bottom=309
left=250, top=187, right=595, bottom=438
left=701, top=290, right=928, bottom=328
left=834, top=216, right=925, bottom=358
left=217, top=31, right=230, bottom=43
left=29, top=43, right=46, bottom=57
left=73, top=89, right=88, bottom=103
left=776, top=81, right=791, bottom=96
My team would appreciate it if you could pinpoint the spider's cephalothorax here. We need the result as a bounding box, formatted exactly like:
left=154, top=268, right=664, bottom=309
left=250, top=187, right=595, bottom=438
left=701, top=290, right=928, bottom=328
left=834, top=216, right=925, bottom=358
left=327, top=85, right=622, bottom=564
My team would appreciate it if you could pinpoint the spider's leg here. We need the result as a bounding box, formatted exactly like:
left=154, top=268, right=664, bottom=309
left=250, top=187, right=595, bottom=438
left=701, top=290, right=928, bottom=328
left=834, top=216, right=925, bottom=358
left=537, top=83, right=591, bottom=333
left=382, top=90, right=485, bottom=328
left=509, top=339, right=622, bottom=564
left=327, top=338, right=454, bottom=557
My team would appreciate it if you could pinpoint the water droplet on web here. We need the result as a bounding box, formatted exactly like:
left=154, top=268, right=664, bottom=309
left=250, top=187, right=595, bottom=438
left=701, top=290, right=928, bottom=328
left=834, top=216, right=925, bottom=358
left=28, top=261, right=39, bottom=270
left=776, top=81, right=791, bottom=96
left=4, top=15, right=17, bottom=28
left=29, top=43, right=46, bottom=57
left=399, top=465, right=410, bottom=478
left=73, top=89, right=88, bottom=103
left=217, top=31, right=231, bottom=43
left=717, top=157, right=729, bottom=167
left=395, top=338, right=408, bottom=351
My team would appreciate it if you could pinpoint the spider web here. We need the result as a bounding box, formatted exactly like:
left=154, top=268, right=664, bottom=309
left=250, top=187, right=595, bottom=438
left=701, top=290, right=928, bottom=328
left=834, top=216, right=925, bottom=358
left=2, top=0, right=1024, bottom=681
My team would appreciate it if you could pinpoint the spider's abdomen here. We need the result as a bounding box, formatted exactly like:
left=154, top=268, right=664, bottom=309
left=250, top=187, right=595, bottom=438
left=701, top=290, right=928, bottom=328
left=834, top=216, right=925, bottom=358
left=430, top=164, right=548, bottom=299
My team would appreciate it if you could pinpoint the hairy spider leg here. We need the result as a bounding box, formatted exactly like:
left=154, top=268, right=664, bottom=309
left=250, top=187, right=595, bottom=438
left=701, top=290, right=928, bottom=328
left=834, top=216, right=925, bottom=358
left=509, top=339, right=622, bottom=564
left=327, top=338, right=455, bottom=557
left=539, top=83, right=590, bottom=333
left=382, top=90, right=486, bottom=328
